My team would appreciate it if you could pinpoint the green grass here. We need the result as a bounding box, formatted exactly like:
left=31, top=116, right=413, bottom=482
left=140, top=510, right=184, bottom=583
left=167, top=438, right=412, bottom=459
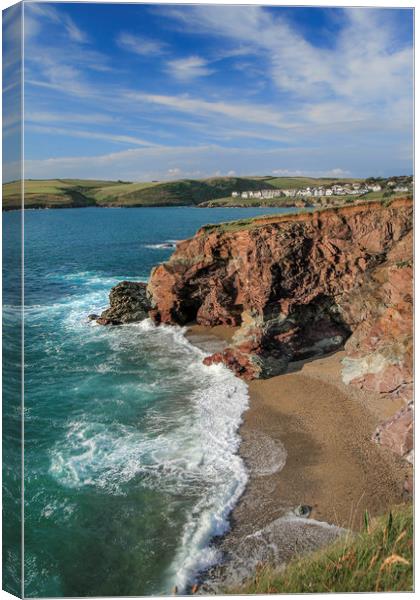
left=261, top=176, right=361, bottom=189
left=2, top=177, right=412, bottom=210
left=90, top=181, right=160, bottom=203
left=198, top=196, right=298, bottom=208
left=197, top=196, right=411, bottom=236
left=2, top=176, right=279, bottom=209
left=230, top=504, right=413, bottom=594
left=2, top=179, right=124, bottom=209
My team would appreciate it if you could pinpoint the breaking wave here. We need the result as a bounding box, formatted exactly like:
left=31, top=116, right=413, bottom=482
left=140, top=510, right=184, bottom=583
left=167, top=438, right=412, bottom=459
left=40, top=272, right=249, bottom=592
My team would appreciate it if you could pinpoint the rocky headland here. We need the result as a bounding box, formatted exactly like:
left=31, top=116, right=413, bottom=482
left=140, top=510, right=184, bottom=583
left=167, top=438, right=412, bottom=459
left=96, top=197, right=413, bottom=588
left=98, top=197, right=413, bottom=462
left=144, top=199, right=413, bottom=459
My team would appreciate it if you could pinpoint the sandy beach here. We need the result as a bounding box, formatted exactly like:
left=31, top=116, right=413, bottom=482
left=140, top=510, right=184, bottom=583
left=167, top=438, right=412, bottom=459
left=186, top=324, right=410, bottom=589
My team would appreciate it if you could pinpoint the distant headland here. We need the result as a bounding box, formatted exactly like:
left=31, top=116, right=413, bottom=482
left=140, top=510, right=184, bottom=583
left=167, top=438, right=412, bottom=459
left=2, top=175, right=413, bottom=211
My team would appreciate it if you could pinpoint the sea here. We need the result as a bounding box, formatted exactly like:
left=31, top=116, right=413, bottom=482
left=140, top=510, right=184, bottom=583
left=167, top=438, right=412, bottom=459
left=3, top=206, right=298, bottom=597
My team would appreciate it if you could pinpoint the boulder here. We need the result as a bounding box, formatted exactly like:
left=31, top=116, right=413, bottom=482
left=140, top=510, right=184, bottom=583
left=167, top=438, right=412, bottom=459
left=97, top=281, right=151, bottom=325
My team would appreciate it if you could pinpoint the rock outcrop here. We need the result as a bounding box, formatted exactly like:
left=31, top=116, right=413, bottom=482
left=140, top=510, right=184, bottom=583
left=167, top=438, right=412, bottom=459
left=147, top=199, right=413, bottom=459
left=97, top=281, right=151, bottom=325
left=374, top=404, right=413, bottom=460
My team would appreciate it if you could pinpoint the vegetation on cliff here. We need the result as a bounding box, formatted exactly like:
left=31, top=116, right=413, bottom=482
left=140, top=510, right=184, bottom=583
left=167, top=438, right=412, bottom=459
left=230, top=504, right=413, bottom=594
left=3, top=175, right=375, bottom=210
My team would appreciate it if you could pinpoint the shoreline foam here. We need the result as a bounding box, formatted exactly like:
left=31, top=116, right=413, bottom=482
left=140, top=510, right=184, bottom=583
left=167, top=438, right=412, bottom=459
left=186, top=324, right=410, bottom=591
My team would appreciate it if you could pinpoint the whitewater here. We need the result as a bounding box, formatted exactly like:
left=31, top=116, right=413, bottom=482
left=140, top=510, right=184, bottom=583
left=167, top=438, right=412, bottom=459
left=3, top=206, right=292, bottom=596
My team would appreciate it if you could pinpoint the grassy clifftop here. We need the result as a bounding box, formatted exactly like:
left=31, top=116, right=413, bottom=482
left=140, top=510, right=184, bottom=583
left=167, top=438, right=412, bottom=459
left=2, top=179, right=120, bottom=210
left=3, top=176, right=277, bottom=210
left=3, top=175, right=363, bottom=210
left=230, top=504, right=413, bottom=594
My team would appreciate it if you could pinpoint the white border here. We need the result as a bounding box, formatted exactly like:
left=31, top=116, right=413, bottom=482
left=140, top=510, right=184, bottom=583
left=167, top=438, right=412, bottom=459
left=0, top=2, right=416, bottom=600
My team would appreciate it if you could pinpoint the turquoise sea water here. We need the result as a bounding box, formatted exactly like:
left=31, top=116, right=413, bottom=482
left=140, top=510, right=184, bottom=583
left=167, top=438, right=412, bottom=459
left=3, top=206, right=299, bottom=597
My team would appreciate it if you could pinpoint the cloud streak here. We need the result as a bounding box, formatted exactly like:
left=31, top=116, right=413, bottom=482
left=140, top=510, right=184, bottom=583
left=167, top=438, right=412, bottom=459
left=116, top=31, right=167, bottom=56
left=165, top=56, right=214, bottom=81
left=19, top=3, right=413, bottom=181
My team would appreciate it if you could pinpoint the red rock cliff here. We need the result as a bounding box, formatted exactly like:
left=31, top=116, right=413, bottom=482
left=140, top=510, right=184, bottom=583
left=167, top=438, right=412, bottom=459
left=148, top=199, right=413, bottom=459
left=149, top=198, right=412, bottom=391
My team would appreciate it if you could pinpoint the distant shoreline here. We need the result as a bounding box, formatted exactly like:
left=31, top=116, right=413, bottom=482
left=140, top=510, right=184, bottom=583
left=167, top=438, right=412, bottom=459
left=2, top=203, right=302, bottom=212
left=3, top=175, right=412, bottom=211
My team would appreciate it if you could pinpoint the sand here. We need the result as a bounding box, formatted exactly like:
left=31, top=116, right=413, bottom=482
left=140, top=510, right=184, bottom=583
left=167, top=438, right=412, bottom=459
left=186, top=324, right=410, bottom=590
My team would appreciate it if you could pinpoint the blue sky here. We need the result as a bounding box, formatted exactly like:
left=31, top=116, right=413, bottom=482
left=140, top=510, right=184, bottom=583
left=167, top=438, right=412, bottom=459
left=3, top=2, right=414, bottom=181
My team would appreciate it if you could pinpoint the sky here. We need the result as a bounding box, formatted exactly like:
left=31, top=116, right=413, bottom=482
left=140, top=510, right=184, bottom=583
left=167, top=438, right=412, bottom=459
left=3, top=1, right=414, bottom=181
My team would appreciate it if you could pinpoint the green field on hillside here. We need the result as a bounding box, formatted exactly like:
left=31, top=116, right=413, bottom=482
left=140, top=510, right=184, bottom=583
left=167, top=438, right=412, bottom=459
left=2, top=179, right=123, bottom=210
left=199, top=195, right=296, bottom=208
left=2, top=176, right=410, bottom=210
left=260, top=176, right=361, bottom=189
left=3, top=176, right=278, bottom=209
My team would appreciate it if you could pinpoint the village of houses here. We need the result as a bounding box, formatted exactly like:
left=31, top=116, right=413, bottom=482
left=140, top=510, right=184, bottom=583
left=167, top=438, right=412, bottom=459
left=231, top=178, right=412, bottom=206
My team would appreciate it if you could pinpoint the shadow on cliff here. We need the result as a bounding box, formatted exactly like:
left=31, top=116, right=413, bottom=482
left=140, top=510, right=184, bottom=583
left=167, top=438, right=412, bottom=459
left=285, top=348, right=344, bottom=374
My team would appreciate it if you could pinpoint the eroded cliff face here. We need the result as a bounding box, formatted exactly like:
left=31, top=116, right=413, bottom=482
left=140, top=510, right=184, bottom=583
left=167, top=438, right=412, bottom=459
left=147, top=200, right=413, bottom=459
left=148, top=198, right=412, bottom=391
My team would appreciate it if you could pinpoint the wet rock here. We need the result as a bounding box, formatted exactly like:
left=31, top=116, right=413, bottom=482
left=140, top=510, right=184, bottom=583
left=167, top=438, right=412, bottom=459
left=293, top=505, right=313, bottom=518
left=87, top=313, right=99, bottom=321
left=97, top=281, right=151, bottom=325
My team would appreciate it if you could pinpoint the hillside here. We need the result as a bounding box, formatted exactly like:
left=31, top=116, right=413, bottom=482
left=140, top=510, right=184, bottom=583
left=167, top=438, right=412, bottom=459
left=1, top=179, right=122, bottom=210
left=2, top=177, right=277, bottom=210
left=2, top=176, right=411, bottom=210
left=261, top=175, right=361, bottom=188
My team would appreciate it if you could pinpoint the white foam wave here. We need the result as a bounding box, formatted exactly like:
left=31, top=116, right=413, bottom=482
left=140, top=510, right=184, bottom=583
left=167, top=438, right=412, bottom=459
left=47, top=313, right=249, bottom=593
left=143, top=240, right=179, bottom=250
left=242, top=431, right=287, bottom=477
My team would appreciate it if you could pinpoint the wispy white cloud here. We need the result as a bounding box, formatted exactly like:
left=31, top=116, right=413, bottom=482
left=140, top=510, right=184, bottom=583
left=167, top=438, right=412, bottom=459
left=21, top=136, right=410, bottom=182
left=271, top=168, right=351, bottom=177
left=164, top=6, right=413, bottom=123
left=25, top=111, right=118, bottom=125
left=20, top=4, right=413, bottom=181
left=27, top=3, right=89, bottom=43
left=26, top=124, right=160, bottom=148
left=127, top=92, right=296, bottom=129
left=116, top=31, right=167, bottom=56
left=165, top=56, right=214, bottom=81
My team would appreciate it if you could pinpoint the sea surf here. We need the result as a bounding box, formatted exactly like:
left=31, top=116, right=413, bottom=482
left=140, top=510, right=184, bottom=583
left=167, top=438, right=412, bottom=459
left=3, top=206, right=299, bottom=596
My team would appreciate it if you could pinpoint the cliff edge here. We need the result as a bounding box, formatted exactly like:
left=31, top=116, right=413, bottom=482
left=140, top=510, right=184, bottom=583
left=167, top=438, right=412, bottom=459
left=147, top=199, right=413, bottom=460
